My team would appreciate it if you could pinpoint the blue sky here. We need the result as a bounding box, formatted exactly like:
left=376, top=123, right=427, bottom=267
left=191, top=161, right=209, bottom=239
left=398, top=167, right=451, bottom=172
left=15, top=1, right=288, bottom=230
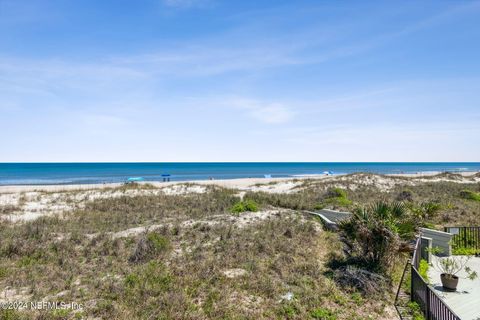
left=1, top=0, right=480, bottom=161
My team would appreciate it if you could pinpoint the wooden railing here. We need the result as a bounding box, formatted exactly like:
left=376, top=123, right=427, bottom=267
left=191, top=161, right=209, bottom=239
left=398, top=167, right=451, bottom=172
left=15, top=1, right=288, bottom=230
left=394, top=259, right=411, bottom=319
left=410, top=237, right=461, bottom=320
left=444, top=226, right=480, bottom=253
left=396, top=237, right=462, bottom=320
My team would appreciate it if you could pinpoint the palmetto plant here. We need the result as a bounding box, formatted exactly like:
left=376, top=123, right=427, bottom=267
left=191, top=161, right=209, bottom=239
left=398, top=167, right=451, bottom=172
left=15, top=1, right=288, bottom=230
left=339, top=201, right=405, bottom=271
left=408, top=201, right=442, bottom=222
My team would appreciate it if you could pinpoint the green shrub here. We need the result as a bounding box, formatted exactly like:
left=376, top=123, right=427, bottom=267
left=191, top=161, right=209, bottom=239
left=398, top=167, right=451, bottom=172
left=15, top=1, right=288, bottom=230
left=418, top=259, right=429, bottom=282
left=146, top=233, right=170, bottom=253
left=409, top=201, right=443, bottom=221
left=230, top=202, right=245, bottom=213
left=230, top=200, right=259, bottom=213
left=350, top=292, right=363, bottom=305
left=407, top=301, right=425, bottom=320
left=17, top=252, right=42, bottom=267
left=314, top=203, right=325, bottom=210
left=460, top=190, right=480, bottom=201
left=332, top=197, right=352, bottom=206
left=124, top=273, right=140, bottom=288
left=452, top=247, right=479, bottom=256
left=310, top=307, right=337, bottom=320
left=323, top=188, right=352, bottom=207
left=244, top=199, right=259, bottom=211
left=327, top=188, right=347, bottom=199
left=0, top=266, right=8, bottom=279
left=278, top=304, right=298, bottom=318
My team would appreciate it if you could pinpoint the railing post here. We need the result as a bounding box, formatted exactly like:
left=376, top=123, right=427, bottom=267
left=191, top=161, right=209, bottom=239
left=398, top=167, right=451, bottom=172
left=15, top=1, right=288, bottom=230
left=410, top=262, right=414, bottom=303
left=425, top=287, right=430, bottom=320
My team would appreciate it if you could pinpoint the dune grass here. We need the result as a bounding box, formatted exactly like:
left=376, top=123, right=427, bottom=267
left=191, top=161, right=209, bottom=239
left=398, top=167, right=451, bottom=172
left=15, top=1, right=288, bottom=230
left=0, top=187, right=396, bottom=320
left=245, top=177, right=480, bottom=225
left=1, top=175, right=478, bottom=319
left=460, top=189, right=480, bottom=202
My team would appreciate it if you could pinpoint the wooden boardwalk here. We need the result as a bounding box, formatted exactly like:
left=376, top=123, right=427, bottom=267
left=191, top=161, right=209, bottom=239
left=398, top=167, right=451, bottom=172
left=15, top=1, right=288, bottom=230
left=304, top=209, right=352, bottom=231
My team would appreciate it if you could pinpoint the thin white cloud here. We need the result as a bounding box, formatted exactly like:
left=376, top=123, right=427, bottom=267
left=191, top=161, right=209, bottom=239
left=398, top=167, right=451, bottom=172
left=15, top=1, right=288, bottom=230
left=81, top=114, right=128, bottom=127
left=2, top=1, right=475, bottom=90
left=2, top=1, right=479, bottom=161
left=245, top=103, right=293, bottom=124
left=110, top=45, right=301, bottom=77
left=266, top=121, right=480, bottom=161
left=208, top=97, right=294, bottom=124
left=161, top=0, right=209, bottom=9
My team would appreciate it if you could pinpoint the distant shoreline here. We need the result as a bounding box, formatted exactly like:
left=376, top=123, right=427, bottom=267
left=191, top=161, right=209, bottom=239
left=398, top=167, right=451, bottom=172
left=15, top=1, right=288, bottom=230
left=1, top=170, right=478, bottom=193
left=2, top=162, right=479, bottom=187
left=2, top=162, right=480, bottom=188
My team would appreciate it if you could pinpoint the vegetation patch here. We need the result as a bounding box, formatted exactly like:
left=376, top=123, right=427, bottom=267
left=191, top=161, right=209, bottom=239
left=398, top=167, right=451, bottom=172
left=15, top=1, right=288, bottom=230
left=3, top=176, right=479, bottom=319
left=230, top=199, right=259, bottom=213
left=121, top=261, right=174, bottom=318
left=322, top=188, right=352, bottom=207
left=310, top=307, right=337, bottom=320
left=407, top=301, right=425, bottom=320
left=0, top=189, right=393, bottom=319
left=396, top=189, right=414, bottom=202
left=338, top=201, right=406, bottom=272
left=452, top=247, right=479, bottom=256
left=244, top=191, right=319, bottom=210
left=332, top=265, right=390, bottom=297
left=418, top=259, right=429, bottom=282
left=129, top=231, right=171, bottom=263
left=460, top=189, right=480, bottom=202
left=0, top=205, right=19, bottom=215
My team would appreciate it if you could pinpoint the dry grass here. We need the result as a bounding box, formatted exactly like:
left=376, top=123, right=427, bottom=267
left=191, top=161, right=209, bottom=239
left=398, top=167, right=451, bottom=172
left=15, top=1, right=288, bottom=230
left=246, top=178, right=480, bottom=225
left=0, top=205, right=19, bottom=215
left=0, top=187, right=395, bottom=320
left=3, top=175, right=476, bottom=319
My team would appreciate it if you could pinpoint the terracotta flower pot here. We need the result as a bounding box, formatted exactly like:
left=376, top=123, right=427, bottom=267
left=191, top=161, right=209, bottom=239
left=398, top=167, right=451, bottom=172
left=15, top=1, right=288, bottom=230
left=440, top=273, right=458, bottom=291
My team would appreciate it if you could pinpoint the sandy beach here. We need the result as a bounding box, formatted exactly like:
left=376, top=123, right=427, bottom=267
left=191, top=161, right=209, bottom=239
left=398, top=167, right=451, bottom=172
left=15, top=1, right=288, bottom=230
left=1, top=171, right=479, bottom=194
left=1, top=171, right=479, bottom=223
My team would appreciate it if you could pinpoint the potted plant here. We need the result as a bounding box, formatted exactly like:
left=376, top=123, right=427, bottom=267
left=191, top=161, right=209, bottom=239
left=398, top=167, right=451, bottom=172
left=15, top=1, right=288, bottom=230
left=434, top=255, right=477, bottom=291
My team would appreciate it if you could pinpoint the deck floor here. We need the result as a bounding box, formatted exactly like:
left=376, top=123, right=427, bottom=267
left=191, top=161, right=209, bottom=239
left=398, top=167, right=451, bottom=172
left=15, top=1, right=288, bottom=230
left=427, top=255, right=480, bottom=320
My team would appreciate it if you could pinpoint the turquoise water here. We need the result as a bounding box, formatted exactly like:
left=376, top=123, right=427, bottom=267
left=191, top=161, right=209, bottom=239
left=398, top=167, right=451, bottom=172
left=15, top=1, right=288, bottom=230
left=0, top=163, right=479, bottom=185
left=0, top=162, right=480, bottom=185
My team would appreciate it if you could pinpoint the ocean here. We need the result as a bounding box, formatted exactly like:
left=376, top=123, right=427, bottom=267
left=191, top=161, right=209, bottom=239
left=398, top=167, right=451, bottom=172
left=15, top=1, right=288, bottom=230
left=0, top=162, right=479, bottom=186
